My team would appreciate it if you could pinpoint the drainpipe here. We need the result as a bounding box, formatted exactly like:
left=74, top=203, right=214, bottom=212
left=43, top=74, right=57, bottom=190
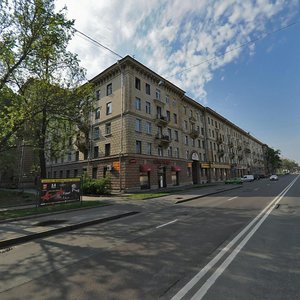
left=117, top=60, right=124, bottom=192
left=203, top=109, right=211, bottom=183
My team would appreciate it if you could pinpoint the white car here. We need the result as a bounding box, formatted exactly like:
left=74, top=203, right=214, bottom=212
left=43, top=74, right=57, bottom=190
left=242, top=175, right=254, bottom=182
left=270, top=175, right=278, bottom=181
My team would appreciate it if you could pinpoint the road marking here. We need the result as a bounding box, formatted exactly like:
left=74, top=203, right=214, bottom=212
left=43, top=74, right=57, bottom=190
left=171, top=175, right=299, bottom=300
left=156, top=219, right=178, bottom=229
left=226, top=196, right=238, bottom=201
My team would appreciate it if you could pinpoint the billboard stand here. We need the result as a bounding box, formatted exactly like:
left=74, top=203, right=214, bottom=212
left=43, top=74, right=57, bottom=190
left=40, top=178, right=81, bottom=206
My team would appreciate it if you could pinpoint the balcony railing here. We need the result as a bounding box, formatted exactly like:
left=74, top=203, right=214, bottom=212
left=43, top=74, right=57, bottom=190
left=155, top=134, right=171, bottom=147
left=155, top=115, right=169, bottom=126
left=189, top=129, right=199, bottom=139
left=217, top=149, right=225, bottom=157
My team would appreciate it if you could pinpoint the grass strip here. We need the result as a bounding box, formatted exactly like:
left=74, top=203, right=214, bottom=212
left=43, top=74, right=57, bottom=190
left=0, top=201, right=106, bottom=221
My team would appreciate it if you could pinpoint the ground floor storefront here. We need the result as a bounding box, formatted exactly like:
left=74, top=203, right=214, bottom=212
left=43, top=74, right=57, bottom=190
left=47, top=155, right=247, bottom=192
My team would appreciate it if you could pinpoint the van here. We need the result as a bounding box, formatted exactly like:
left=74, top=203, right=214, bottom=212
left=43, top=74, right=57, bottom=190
left=242, top=175, right=254, bottom=182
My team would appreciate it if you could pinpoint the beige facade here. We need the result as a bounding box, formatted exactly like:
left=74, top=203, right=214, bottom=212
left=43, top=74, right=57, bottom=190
left=47, top=56, right=266, bottom=191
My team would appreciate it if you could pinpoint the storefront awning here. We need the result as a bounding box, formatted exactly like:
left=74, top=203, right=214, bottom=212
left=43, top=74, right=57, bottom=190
left=140, top=164, right=152, bottom=172
left=171, top=166, right=181, bottom=172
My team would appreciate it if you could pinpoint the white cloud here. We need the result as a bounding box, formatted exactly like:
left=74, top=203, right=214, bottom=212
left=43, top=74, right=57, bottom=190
left=55, top=0, right=298, bottom=103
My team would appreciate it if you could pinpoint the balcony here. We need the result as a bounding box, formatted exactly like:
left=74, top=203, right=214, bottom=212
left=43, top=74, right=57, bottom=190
left=189, top=115, right=196, bottom=123
left=217, top=149, right=225, bottom=157
left=237, top=145, right=242, bottom=151
left=228, top=142, right=234, bottom=148
left=155, top=134, right=171, bottom=147
left=155, top=115, right=169, bottom=126
left=189, top=129, right=199, bottom=139
left=244, top=148, right=251, bottom=154
left=216, top=137, right=223, bottom=145
left=238, top=155, right=243, bottom=161
left=229, top=153, right=235, bottom=159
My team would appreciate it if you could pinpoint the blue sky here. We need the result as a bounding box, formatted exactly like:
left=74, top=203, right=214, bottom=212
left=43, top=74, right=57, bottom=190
left=55, top=0, right=300, bottom=163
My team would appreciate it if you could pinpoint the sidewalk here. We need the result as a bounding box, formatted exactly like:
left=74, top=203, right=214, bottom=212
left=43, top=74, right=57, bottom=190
left=0, top=183, right=242, bottom=249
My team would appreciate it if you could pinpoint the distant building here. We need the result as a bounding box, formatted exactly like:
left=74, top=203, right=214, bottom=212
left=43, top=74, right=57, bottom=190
left=46, top=56, right=265, bottom=191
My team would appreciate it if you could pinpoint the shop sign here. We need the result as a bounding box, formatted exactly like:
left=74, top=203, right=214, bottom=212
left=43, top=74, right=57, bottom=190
left=153, top=159, right=170, bottom=165
left=201, top=163, right=210, bottom=168
left=113, top=161, right=120, bottom=171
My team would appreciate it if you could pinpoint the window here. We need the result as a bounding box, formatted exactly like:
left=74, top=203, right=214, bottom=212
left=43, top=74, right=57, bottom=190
left=201, top=127, right=204, bottom=135
left=94, top=146, right=99, bottom=158
left=68, top=152, right=72, bottom=161
left=145, top=83, right=151, bottom=95
left=146, top=101, right=151, bottom=114
left=66, top=170, right=70, bottom=178
left=158, top=146, right=163, bottom=156
left=173, top=99, right=177, bottom=107
left=156, top=88, right=161, bottom=100
left=136, top=140, right=142, bottom=154
left=105, top=123, right=111, bottom=135
left=166, top=110, right=171, bottom=121
left=96, top=90, right=100, bottom=101
left=166, top=95, right=170, bottom=104
left=174, top=130, right=179, bottom=141
left=192, top=139, right=195, bottom=147
left=75, top=151, right=79, bottom=161
left=106, top=102, right=112, bottom=115
left=157, top=106, right=162, bottom=117
left=135, top=77, right=141, bottom=90
left=135, top=118, right=142, bottom=132
left=74, top=169, right=78, bottom=177
left=185, top=135, right=188, bottom=145
left=167, top=128, right=172, bottom=139
left=186, top=150, right=189, bottom=159
left=106, top=83, right=112, bottom=95
left=93, top=126, right=100, bottom=139
left=212, top=130, right=215, bottom=138
left=168, top=146, right=173, bottom=157
left=53, top=171, right=57, bottom=178
left=147, top=142, right=152, bottom=155
left=92, top=167, right=97, bottom=179
left=146, top=122, right=152, bottom=134
left=208, top=117, right=210, bottom=125
left=95, top=108, right=100, bottom=120
left=173, top=113, right=177, bottom=124
left=174, top=147, right=179, bottom=158
left=135, top=97, right=141, bottom=110
left=198, top=139, right=201, bottom=148
left=184, top=107, right=187, bottom=115
left=184, top=120, right=188, bottom=131
left=59, top=170, right=63, bottom=178
left=105, top=143, right=111, bottom=156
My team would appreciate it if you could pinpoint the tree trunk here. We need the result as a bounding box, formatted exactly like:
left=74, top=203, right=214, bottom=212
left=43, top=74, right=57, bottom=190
left=39, top=108, right=47, bottom=178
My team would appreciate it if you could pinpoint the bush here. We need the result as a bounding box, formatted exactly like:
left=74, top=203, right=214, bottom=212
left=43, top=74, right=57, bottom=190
left=82, top=174, right=111, bottom=195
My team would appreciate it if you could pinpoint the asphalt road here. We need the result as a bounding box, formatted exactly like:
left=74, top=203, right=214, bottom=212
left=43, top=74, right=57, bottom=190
left=0, top=175, right=299, bottom=300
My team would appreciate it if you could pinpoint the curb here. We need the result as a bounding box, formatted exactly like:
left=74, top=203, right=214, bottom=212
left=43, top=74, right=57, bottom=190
left=0, top=211, right=139, bottom=249
left=175, top=185, right=242, bottom=204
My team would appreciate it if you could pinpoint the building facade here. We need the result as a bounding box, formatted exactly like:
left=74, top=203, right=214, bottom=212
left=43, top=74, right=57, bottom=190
left=46, top=56, right=265, bottom=191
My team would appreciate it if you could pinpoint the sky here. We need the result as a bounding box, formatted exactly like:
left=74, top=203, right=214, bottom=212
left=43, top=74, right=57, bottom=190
left=55, top=0, right=300, bottom=164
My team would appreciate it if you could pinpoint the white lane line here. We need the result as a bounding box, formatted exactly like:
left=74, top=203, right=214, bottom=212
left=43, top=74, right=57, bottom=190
left=156, top=219, right=178, bottom=229
left=190, top=175, right=299, bottom=300
left=171, top=175, right=299, bottom=300
left=226, top=196, right=238, bottom=201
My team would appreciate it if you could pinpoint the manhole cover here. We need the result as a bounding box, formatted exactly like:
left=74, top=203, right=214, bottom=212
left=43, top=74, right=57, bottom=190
left=35, top=220, right=67, bottom=226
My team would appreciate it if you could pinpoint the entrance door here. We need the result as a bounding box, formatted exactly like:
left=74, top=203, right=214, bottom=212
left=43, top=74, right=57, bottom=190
left=158, top=167, right=167, bottom=188
left=192, top=161, right=199, bottom=184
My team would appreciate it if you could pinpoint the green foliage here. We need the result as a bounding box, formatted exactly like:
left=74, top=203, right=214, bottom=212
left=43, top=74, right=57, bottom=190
left=265, top=147, right=282, bottom=174
left=82, top=174, right=112, bottom=195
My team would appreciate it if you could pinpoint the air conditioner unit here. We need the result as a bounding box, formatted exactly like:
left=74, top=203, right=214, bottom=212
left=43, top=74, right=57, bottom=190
left=106, top=165, right=112, bottom=171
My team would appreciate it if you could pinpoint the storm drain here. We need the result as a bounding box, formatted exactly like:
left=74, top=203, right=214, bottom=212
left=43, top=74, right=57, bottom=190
left=35, top=220, right=67, bottom=226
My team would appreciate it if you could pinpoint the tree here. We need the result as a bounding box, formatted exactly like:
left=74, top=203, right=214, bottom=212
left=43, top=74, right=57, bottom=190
left=0, top=0, right=86, bottom=151
left=281, top=158, right=299, bottom=173
left=0, top=0, right=93, bottom=178
left=265, top=147, right=282, bottom=174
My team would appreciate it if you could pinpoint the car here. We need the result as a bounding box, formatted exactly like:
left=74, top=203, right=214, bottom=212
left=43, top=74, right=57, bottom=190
left=270, top=175, right=278, bottom=181
left=241, top=175, right=255, bottom=182
left=225, top=177, right=243, bottom=184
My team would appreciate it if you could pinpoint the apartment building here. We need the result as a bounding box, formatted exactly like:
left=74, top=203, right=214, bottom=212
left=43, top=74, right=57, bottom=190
left=47, top=56, right=265, bottom=191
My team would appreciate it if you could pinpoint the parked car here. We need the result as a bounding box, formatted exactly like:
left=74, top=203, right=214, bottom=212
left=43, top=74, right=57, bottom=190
left=270, top=175, right=278, bottom=181
left=225, top=177, right=243, bottom=184
left=242, top=175, right=255, bottom=182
